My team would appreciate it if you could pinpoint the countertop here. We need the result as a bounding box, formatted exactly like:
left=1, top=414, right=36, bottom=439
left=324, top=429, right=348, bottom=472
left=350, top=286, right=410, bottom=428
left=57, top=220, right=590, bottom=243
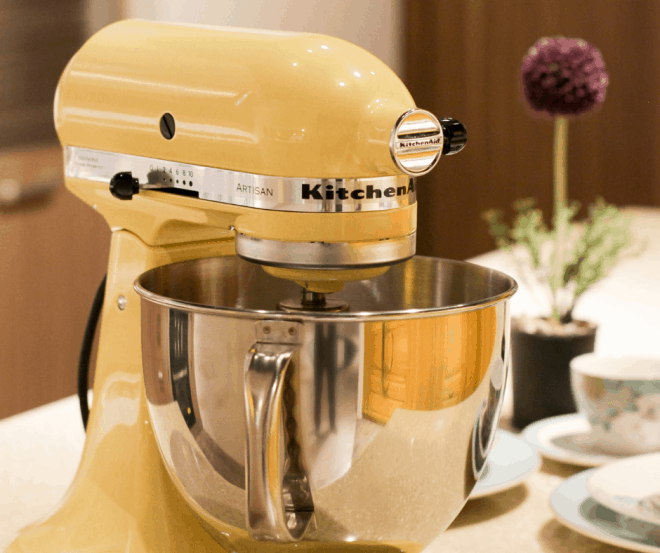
left=2, top=207, right=659, bottom=552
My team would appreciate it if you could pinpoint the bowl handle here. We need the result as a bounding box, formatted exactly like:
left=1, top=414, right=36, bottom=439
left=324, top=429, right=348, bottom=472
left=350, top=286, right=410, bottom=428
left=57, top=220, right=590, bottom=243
left=243, top=320, right=315, bottom=542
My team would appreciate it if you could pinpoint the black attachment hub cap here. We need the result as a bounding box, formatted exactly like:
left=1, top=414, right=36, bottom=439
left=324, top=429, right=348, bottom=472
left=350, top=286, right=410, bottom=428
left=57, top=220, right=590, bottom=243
left=440, top=118, right=468, bottom=155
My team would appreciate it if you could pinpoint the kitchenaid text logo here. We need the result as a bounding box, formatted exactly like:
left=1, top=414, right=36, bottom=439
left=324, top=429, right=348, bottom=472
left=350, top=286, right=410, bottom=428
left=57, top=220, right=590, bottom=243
left=396, top=137, right=442, bottom=149
left=301, top=181, right=415, bottom=201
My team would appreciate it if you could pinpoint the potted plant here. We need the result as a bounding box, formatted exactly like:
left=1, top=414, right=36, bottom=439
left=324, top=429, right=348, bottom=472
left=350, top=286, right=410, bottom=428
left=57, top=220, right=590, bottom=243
left=482, top=37, right=636, bottom=429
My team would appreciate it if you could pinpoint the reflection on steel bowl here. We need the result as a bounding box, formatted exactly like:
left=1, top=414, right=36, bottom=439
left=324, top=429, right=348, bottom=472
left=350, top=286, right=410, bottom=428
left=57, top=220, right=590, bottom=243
left=135, top=255, right=516, bottom=549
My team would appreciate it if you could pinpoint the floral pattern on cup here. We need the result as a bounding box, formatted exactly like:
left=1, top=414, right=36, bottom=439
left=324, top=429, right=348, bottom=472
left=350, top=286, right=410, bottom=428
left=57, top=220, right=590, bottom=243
left=572, top=374, right=660, bottom=454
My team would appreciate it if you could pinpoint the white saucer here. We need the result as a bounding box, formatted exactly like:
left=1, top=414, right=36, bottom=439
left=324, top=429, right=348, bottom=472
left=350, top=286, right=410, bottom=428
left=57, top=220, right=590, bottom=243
left=522, top=413, right=634, bottom=467
left=470, top=429, right=540, bottom=499
left=587, top=452, right=660, bottom=526
left=550, top=469, right=660, bottom=552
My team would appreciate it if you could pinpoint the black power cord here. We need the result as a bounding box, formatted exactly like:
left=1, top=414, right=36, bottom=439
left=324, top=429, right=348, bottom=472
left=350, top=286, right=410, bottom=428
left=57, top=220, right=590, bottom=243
left=78, top=274, right=107, bottom=431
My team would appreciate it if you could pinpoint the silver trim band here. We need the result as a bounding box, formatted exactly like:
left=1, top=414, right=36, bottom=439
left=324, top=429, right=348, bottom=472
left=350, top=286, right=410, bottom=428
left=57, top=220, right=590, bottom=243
left=235, top=232, right=416, bottom=269
left=64, top=146, right=414, bottom=213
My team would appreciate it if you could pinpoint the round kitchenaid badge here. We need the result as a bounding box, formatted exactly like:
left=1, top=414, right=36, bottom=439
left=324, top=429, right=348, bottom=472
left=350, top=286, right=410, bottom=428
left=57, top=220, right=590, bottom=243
left=390, top=109, right=444, bottom=176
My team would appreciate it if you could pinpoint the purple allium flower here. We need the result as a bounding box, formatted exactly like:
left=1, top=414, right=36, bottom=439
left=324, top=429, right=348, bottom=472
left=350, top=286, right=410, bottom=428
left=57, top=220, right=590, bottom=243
left=521, top=37, right=609, bottom=116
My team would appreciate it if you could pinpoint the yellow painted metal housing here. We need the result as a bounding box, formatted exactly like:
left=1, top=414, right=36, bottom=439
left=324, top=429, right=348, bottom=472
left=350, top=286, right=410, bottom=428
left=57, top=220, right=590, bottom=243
left=55, top=20, right=415, bottom=179
left=56, top=19, right=419, bottom=289
left=9, top=19, right=431, bottom=553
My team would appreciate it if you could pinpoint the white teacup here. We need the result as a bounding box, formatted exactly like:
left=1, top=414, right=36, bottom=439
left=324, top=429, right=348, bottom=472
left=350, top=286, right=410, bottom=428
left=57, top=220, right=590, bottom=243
left=570, top=354, right=660, bottom=455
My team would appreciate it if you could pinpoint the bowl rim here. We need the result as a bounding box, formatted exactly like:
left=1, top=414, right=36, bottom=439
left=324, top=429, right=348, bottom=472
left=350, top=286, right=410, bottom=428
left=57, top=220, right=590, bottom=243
left=133, top=255, right=518, bottom=322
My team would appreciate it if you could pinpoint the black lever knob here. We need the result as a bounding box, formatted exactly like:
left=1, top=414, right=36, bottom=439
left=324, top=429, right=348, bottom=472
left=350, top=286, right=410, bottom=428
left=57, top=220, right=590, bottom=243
left=440, top=118, right=468, bottom=156
left=110, top=172, right=140, bottom=200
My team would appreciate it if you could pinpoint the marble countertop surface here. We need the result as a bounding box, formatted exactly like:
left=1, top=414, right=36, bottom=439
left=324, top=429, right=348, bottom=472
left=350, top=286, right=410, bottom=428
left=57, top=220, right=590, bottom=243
left=2, top=207, right=659, bottom=552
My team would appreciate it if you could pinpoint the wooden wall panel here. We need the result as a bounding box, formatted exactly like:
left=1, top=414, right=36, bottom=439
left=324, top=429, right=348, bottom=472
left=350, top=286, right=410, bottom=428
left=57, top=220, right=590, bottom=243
left=0, top=146, right=111, bottom=420
left=0, top=1, right=128, bottom=418
left=405, top=0, right=660, bottom=261
left=0, top=0, right=88, bottom=148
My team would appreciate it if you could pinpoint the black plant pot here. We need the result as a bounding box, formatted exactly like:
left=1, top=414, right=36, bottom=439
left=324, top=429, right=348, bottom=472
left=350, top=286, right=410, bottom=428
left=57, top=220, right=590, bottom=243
left=511, top=317, right=597, bottom=430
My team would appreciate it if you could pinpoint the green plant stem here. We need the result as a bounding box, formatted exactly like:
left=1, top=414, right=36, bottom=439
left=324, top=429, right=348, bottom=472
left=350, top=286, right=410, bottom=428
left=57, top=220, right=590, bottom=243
left=553, top=116, right=568, bottom=211
left=551, top=116, right=568, bottom=322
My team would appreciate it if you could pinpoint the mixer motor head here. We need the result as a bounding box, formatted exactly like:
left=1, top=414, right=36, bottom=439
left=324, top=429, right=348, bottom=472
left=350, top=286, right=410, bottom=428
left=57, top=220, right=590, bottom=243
left=55, top=20, right=467, bottom=294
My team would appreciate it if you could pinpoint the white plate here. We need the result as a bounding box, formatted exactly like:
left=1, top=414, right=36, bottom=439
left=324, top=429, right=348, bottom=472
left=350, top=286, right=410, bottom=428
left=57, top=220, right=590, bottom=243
left=522, top=413, right=635, bottom=467
left=587, top=452, right=660, bottom=526
left=470, top=429, right=540, bottom=499
left=550, top=469, right=660, bottom=553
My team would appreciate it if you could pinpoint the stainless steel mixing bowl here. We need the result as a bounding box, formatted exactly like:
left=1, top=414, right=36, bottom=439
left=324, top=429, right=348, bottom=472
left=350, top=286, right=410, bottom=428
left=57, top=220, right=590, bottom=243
left=135, top=255, right=516, bottom=549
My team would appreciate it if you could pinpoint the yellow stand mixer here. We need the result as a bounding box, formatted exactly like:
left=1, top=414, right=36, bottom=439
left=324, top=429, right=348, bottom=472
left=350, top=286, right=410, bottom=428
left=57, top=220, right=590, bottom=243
left=8, top=20, right=516, bottom=553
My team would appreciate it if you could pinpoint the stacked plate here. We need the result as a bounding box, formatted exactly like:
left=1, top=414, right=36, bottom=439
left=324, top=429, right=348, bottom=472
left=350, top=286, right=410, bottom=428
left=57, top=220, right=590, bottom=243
left=520, top=354, right=660, bottom=549
left=522, top=414, right=660, bottom=550
left=522, top=413, right=633, bottom=467
left=549, top=452, right=660, bottom=552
